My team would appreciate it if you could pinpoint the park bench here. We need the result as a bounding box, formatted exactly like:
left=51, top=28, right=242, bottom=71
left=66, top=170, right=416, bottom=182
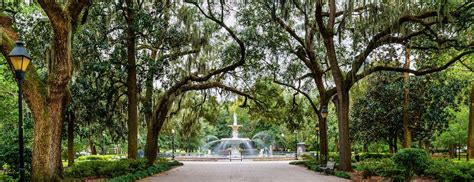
left=319, top=161, right=335, bottom=174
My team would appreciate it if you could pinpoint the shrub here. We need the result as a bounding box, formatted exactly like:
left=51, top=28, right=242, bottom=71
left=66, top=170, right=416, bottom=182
left=328, top=152, right=340, bottom=162
left=65, top=159, right=149, bottom=178
left=289, top=160, right=321, bottom=171
left=289, top=160, right=307, bottom=165
left=0, top=173, right=16, bottom=182
left=357, top=160, right=379, bottom=178
left=359, top=153, right=392, bottom=161
left=425, top=159, right=473, bottom=181
left=108, top=161, right=183, bottom=182
left=356, top=159, right=403, bottom=180
left=300, top=153, right=316, bottom=161
left=76, top=155, right=118, bottom=161
left=392, top=148, right=430, bottom=180
left=334, top=171, right=351, bottom=179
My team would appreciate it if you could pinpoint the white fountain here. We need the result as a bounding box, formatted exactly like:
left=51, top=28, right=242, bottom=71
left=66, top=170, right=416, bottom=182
left=219, top=113, right=251, bottom=158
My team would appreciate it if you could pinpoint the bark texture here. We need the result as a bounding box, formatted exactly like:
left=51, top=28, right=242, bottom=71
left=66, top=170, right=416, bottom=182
left=402, top=47, right=412, bottom=148
left=468, top=84, right=474, bottom=160
left=1, top=1, right=90, bottom=180
left=124, top=0, right=138, bottom=159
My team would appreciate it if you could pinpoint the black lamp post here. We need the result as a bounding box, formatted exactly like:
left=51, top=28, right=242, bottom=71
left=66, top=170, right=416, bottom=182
left=321, top=106, right=328, bottom=162
left=8, top=41, right=31, bottom=182
left=294, top=130, right=298, bottom=160
left=281, top=133, right=285, bottom=152
left=316, top=126, right=320, bottom=160
left=171, top=129, right=175, bottom=160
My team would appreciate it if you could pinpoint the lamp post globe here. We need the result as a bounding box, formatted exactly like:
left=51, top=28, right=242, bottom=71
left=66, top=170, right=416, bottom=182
left=8, top=41, right=31, bottom=182
left=9, top=41, right=31, bottom=79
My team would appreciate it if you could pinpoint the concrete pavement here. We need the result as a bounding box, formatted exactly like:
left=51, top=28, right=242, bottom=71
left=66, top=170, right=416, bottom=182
left=139, top=161, right=349, bottom=182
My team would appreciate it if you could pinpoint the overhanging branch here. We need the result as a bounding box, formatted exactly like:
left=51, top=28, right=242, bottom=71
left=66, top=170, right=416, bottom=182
left=355, top=50, right=474, bottom=82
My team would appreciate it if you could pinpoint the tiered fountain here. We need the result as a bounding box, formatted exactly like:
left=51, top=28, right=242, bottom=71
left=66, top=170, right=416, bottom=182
left=219, top=113, right=251, bottom=158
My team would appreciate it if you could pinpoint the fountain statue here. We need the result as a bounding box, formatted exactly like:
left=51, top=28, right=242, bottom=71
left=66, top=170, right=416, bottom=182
left=220, top=113, right=251, bottom=158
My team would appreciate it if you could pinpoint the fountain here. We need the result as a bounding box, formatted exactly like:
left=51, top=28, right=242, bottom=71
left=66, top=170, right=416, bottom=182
left=220, top=113, right=251, bottom=158
left=202, top=113, right=255, bottom=158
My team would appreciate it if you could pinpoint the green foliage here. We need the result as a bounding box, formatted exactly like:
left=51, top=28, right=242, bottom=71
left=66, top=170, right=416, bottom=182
left=289, top=160, right=308, bottom=165
left=433, top=106, right=470, bottom=148
left=0, top=173, right=16, bottom=182
left=328, top=152, right=340, bottom=162
left=65, top=158, right=181, bottom=181
left=289, top=156, right=321, bottom=172
left=0, top=65, right=33, bottom=180
left=392, top=148, right=430, bottom=180
left=351, top=71, right=466, bottom=147
left=65, top=159, right=148, bottom=179
left=359, top=153, right=392, bottom=161
left=424, top=159, right=474, bottom=181
left=356, top=158, right=403, bottom=180
left=76, top=155, right=119, bottom=162
left=107, top=161, right=183, bottom=182
left=334, top=171, right=351, bottom=179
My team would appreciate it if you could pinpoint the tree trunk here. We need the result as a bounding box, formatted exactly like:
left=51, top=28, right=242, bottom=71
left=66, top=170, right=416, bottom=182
left=449, top=144, right=455, bottom=158
left=145, top=97, right=174, bottom=164
left=393, top=136, right=398, bottom=153
left=125, top=0, right=138, bottom=159
left=90, top=139, right=97, bottom=155
left=67, top=110, right=75, bottom=167
left=324, top=26, right=352, bottom=170
left=363, top=143, right=368, bottom=153
left=336, top=91, right=352, bottom=171
left=468, top=84, right=474, bottom=160
left=31, top=22, right=73, bottom=181
left=402, top=47, right=412, bottom=148
left=144, top=51, right=156, bottom=158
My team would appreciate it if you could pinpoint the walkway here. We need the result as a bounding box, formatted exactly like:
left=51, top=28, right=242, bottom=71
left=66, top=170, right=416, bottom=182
left=139, top=161, right=349, bottom=182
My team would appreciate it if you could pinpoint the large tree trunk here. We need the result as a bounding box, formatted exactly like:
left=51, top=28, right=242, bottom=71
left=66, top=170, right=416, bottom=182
left=125, top=0, right=138, bottom=159
left=337, top=92, right=351, bottom=170
left=1, top=2, right=89, bottom=180
left=145, top=97, right=174, bottom=164
left=90, top=139, right=97, bottom=155
left=402, top=47, right=412, bottom=148
left=325, top=35, right=352, bottom=170
left=32, top=20, right=73, bottom=181
left=468, top=84, right=474, bottom=160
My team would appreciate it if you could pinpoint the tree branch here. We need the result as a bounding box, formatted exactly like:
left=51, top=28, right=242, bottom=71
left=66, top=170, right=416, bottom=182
left=273, top=79, right=319, bottom=114
left=355, top=50, right=474, bottom=82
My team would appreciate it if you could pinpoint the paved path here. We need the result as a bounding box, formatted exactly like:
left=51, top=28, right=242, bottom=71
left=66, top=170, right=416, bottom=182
left=139, top=161, right=349, bottom=182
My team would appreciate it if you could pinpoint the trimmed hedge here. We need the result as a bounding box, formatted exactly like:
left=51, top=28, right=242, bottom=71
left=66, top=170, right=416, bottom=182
left=65, top=158, right=181, bottom=181
left=290, top=157, right=350, bottom=179
left=65, top=159, right=147, bottom=178
left=425, top=159, right=474, bottom=181
left=108, top=160, right=183, bottom=182
left=76, top=155, right=121, bottom=161
left=356, top=148, right=474, bottom=181
left=358, top=153, right=392, bottom=161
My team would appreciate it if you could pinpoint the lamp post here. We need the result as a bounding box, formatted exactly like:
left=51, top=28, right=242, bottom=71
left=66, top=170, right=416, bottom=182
left=294, top=130, right=298, bottom=160
left=281, top=133, right=285, bottom=152
left=316, top=126, right=320, bottom=160
left=171, top=129, right=175, bottom=160
left=321, top=106, right=328, bottom=163
left=8, top=41, right=31, bottom=182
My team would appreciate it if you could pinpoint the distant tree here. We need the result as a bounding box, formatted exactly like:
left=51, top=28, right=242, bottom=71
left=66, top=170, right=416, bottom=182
left=351, top=71, right=466, bottom=152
